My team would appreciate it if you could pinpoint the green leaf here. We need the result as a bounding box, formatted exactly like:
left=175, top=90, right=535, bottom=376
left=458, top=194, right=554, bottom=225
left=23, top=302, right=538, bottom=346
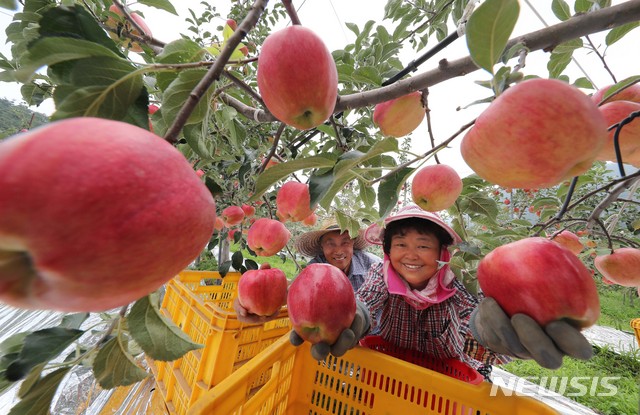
left=127, top=295, right=203, bottom=361
left=333, top=138, right=398, bottom=178
left=466, top=0, right=520, bottom=74
left=318, top=173, right=357, bottom=210
left=551, top=0, right=572, bottom=21
left=17, top=362, right=46, bottom=398
left=378, top=167, right=413, bottom=217
left=597, top=76, right=640, bottom=103
left=351, top=66, right=382, bottom=85
left=137, top=0, right=178, bottom=15
left=59, top=313, right=90, bottom=330
left=458, top=192, right=499, bottom=222
left=606, top=22, right=640, bottom=46
left=8, top=367, right=71, bottom=415
left=1, top=0, right=19, bottom=10
left=12, top=38, right=123, bottom=82
left=93, top=336, right=149, bottom=389
left=232, top=251, right=244, bottom=270
left=6, top=328, right=83, bottom=381
left=359, top=180, right=376, bottom=208
left=309, top=170, right=335, bottom=208
left=163, top=69, right=213, bottom=125
left=335, top=211, right=363, bottom=239
left=251, top=154, right=338, bottom=200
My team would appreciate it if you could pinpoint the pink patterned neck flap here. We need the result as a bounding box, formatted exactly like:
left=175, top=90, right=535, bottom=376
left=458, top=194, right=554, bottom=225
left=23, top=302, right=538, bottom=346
left=383, top=248, right=457, bottom=310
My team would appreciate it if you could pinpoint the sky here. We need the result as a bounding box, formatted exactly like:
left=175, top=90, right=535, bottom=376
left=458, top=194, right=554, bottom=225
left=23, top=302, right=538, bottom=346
left=1, top=1, right=639, bottom=177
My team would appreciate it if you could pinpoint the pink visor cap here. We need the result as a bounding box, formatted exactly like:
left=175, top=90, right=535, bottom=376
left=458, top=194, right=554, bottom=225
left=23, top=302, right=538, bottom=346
left=364, top=204, right=462, bottom=245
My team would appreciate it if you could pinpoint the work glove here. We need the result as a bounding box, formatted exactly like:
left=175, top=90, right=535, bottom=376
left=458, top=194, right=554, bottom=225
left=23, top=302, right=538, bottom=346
left=233, top=297, right=280, bottom=324
left=290, top=300, right=371, bottom=361
left=469, top=297, right=593, bottom=370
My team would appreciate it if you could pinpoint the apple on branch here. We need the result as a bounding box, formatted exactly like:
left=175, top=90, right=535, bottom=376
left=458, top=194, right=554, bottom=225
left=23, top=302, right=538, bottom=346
left=221, top=205, right=245, bottom=226
left=247, top=218, right=291, bottom=256
left=257, top=25, right=338, bottom=130
left=596, top=100, right=640, bottom=166
left=373, top=91, right=425, bottom=138
left=461, top=78, right=607, bottom=189
left=550, top=230, right=584, bottom=256
left=594, top=247, right=640, bottom=287
left=105, top=5, right=152, bottom=53
left=0, top=117, right=216, bottom=312
left=477, top=237, right=600, bottom=329
left=411, top=164, right=462, bottom=212
left=276, top=182, right=314, bottom=222
left=591, top=83, right=640, bottom=105
left=287, top=263, right=356, bottom=345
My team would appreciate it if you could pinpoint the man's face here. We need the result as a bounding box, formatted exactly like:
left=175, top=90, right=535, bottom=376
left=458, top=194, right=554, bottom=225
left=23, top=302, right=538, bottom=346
left=320, top=231, right=355, bottom=273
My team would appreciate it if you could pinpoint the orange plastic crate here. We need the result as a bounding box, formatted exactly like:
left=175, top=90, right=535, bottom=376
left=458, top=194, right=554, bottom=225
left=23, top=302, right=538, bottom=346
left=187, top=334, right=560, bottom=415
left=150, top=270, right=291, bottom=415
left=632, top=318, right=640, bottom=348
left=359, top=335, right=484, bottom=385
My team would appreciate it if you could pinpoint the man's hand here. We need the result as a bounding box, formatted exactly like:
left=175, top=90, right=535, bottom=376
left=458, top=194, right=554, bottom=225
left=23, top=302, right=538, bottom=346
left=470, top=297, right=593, bottom=369
left=289, top=300, right=371, bottom=360
left=233, top=297, right=280, bottom=324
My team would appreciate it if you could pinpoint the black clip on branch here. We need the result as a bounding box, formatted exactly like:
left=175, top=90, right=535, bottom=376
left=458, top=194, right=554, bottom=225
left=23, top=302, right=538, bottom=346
left=612, top=110, right=640, bottom=177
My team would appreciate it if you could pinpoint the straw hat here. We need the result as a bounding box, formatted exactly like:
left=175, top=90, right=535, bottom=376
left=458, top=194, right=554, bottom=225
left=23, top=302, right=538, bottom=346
left=295, top=220, right=370, bottom=257
left=364, top=204, right=462, bottom=245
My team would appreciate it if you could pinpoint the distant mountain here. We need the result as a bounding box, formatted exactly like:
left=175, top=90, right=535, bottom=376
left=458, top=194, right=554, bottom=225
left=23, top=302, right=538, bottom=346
left=0, top=98, right=49, bottom=139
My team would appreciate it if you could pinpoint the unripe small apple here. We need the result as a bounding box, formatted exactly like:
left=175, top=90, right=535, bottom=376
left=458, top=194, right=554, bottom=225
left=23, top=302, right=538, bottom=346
left=477, top=237, right=600, bottom=329
left=287, top=263, right=356, bottom=344
left=247, top=218, right=291, bottom=256
left=461, top=79, right=607, bottom=189
left=411, top=164, right=462, bottom=212
left=373, top=92, right=424, bottom=138
left=594, top=247, right=640, bottom=287
left=551, top=230, right=584, bottom=255
left=221, top=205, right=245, bottom=226
left=276, top=182, right=313, bottom=222
left=257, top=26, right=338, bottom=130
left=238, top=263, right=288, bottom=316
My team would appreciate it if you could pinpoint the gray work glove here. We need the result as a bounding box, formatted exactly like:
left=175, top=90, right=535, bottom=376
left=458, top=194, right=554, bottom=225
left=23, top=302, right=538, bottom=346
left=469, top=297, right=593, bottom=370
left=290, top=300, right=370, bottom=361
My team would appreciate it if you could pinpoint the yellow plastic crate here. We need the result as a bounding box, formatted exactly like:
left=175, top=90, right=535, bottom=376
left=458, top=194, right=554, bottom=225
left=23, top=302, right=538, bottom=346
left=187, top=334, right=559, bottom=415
left=150, top=270, right=292, bottom=415
left=632, top=318, right=640, bottom=347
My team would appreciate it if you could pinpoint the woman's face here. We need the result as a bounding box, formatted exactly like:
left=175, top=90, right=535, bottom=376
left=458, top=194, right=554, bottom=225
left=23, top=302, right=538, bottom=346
left=389, top=229, right=441, bottom=290
left=320, top=231, right=354, bottom=273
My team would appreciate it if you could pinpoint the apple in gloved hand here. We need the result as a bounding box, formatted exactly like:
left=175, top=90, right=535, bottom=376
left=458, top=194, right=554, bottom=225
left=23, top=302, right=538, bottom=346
left=287, top=263, right=356, bottom=345
left=237, top=263, right=288, bottom=317
left=477, top=237, right=600, bottom=328
left=0, top=117, right=216, bottom=312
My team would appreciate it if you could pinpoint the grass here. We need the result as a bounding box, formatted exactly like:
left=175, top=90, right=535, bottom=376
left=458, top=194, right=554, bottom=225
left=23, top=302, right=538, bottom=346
left=501, top=282, right=640, bottom=415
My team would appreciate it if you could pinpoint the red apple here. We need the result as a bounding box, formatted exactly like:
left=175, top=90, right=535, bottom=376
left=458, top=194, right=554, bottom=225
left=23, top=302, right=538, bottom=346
left=257, top=25, right=338, bottom=130
left=373, top=92, right=424, bottom=138
left=592, top=83, right=640, bottom=105
left=237, top=263, right=288, bottom=316
left=596, top=100, right=640, bottom=165
left=0, top=117, right=216, bottom=312
left=276, top=182, right=313, bottom=222
left=241, top=204, right=256, bottom=218
left=477, top=237, right=600, bottom=328
left=594, top=247, right=640, bottom=287
left=461, top=78, right=607, bottom=189
left=302, top=212, right=318, bottom=227
left=247, top=218, right=291, bottom=256
left=551, top=230, right=584, bottom=255
left=411, top=164, right=462, bottom=212
left=221, top=205, right=245, bottom=226
left=214, top=216, right=225, bottom=231
left=106, top=5, right=152, bottom=53
left=287, top=263, right=356, bottom=344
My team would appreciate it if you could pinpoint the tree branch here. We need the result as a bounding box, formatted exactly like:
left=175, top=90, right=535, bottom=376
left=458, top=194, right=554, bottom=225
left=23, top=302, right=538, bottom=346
left=163, top=0, right=269, bottom=143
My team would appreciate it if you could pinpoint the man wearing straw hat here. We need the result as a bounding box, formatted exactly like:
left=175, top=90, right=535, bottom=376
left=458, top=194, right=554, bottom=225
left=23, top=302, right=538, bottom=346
left=294, top=220, right=381, bottom=292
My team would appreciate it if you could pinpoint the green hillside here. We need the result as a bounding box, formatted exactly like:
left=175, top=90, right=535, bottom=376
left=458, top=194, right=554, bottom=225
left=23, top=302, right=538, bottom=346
left=0, top=98, right=49, bottom=139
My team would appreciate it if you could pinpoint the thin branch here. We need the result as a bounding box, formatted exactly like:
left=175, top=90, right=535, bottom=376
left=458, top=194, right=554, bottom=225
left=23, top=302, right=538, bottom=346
left=421, top=88, right=439, bottom=164
left=585, top=35, right=617, bottom=84
left=163, top=0, right=269, bottom=143
left=223, top=1, right=640, bottom=124
left=259, top=123, right=285, bottom=174
left=587, top=175, right=640, bottom=226
left=282, top=0, right=302, bottom=25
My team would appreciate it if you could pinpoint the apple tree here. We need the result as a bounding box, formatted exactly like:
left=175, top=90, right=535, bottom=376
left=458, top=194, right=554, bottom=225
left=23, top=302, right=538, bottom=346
left=1, top=0, right=640, bottom=412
